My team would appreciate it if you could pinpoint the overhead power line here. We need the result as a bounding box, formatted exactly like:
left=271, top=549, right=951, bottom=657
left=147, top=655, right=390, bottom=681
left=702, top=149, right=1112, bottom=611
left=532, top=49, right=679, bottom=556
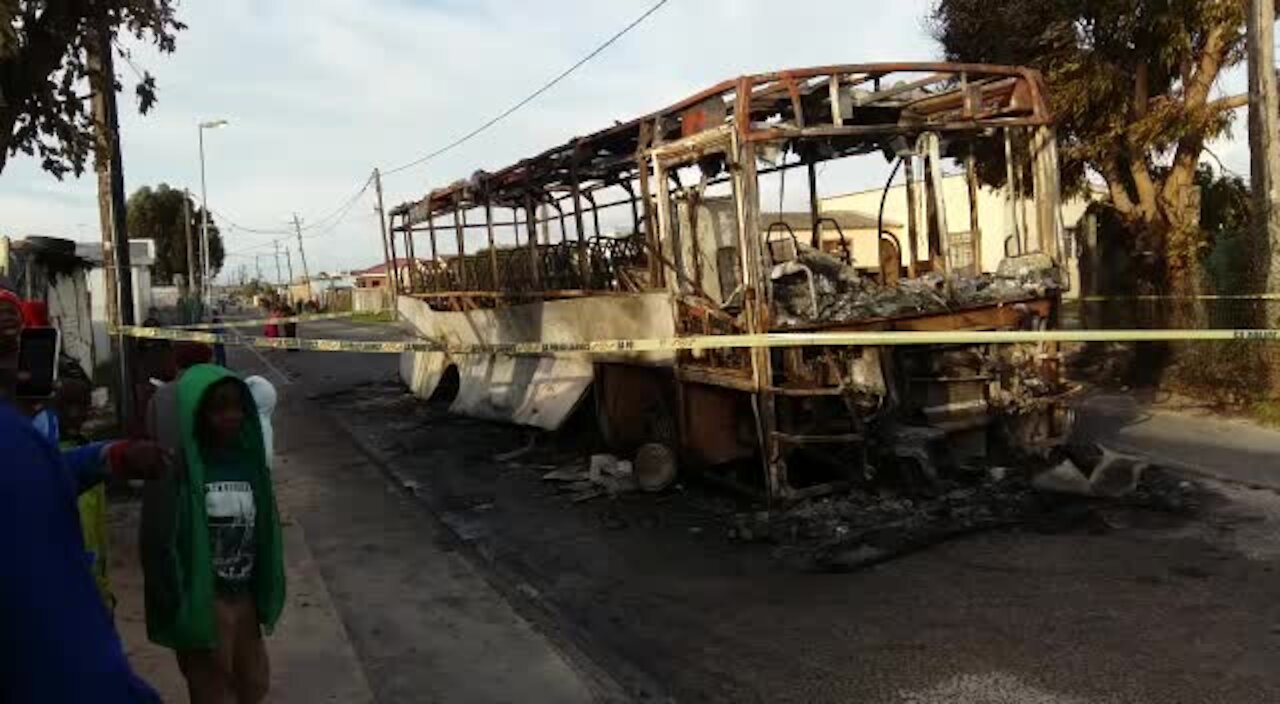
left=189, top=173, right=373, bottom=237
left=380, top=0, right=672, bottom=177
left=212, top=212, right=293, bottom=236
left=294, top=174, right=374, bottom=232
left=167, top=1, right=669, bottom=248
left=222, top=186, right=372, bottom=258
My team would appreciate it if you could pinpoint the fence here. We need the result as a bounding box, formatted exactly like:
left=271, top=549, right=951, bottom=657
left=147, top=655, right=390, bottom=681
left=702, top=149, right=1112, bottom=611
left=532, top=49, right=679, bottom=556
left=352, top=287, right=389, bottom=313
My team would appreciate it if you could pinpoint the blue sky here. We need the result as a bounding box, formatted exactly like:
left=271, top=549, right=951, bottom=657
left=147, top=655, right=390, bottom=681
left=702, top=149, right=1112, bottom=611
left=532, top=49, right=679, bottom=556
left=0, top=0, right=1251, bottom=280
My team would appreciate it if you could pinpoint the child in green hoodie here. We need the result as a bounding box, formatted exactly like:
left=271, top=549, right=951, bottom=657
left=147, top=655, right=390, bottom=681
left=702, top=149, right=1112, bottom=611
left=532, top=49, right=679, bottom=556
left=142, top=365, right=285, bottom=704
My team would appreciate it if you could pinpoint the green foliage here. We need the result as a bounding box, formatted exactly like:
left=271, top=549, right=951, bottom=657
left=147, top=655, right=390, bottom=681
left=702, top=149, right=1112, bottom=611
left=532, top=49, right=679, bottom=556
left=1169, top=339, right=1270, bottom=404
left=0, top=1, right=184, bottom=177
left=1250, top=399, right=1280, bottom=428
left=931, top=0, right=1246, bottom=241
left=126, top=183, right=223, bottom=285
left=1166, top=167, right=1266, bottom=399
left=1197, top=165, right=1252, bottom=294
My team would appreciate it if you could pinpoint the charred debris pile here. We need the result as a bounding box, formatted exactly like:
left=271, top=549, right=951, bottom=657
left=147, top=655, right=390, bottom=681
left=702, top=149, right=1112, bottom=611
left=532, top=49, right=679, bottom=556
left=770, top=249, right=1061, bottom=326
left=733, top=446, right=1203, bottom=573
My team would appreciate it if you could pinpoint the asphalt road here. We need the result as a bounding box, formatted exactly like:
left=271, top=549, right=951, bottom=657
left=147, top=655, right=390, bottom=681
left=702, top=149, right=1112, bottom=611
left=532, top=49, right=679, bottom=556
left=1074, top=393, right=1280, bottom=491
left=223, top=316, right=403, bottom=396
left=231, top=317, right=1280, bottom=703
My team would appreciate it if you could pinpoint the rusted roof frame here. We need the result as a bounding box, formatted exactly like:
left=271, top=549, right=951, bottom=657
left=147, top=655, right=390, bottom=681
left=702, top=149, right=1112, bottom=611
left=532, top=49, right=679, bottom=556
left=390, top=63, right=1050, bottom=222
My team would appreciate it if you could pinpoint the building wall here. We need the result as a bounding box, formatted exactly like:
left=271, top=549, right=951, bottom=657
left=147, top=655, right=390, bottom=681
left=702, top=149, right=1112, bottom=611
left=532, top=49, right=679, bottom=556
left=150, top=285, right=184, bottom=311
left=0, top=237, right=98, bottom=378
left=352, top=287, right=389, bottom=312
left=765, top=224, right=901, bottom=269
left=87, top=263, right=154, bottom=366
left=821, top=174, right=1094, bottom=291
left=45, top=270, right=96, bottom=378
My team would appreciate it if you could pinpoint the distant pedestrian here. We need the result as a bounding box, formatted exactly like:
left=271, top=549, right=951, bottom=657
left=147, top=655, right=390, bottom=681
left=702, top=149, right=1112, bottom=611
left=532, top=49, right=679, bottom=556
left=142, top=365, right=285, bottom=704
left=282, top=304, right=299, bottom=352
left=244, top=376, right=277, bottom=468
left=263, top=307, right=281, bottom=339
left=212, top=315, right=228, bottom=367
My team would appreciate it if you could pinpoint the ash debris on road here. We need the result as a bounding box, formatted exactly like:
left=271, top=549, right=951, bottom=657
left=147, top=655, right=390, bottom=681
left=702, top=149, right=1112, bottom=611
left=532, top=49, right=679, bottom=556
left=324, top=380, right=1206, bottom=577
left=771, top=250, right=1061, bottom=325
left=732, top=456, right=1204, bottom=573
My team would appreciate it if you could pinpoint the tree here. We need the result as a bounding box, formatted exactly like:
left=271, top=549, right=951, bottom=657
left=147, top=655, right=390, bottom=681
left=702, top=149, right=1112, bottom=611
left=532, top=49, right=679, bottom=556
left=931, top=0, right=1250, bottom=304
left=1197, top=164, right=1251, bottom=292
left=125, top=183, right=223, bottom=287
left=0, top=1, right=184, bottom=177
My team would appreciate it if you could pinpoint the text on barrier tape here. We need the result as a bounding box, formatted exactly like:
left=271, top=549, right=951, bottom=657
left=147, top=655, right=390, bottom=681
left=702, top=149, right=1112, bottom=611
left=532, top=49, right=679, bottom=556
left=1078, top=293, right=1280, bottom=302
left=111, top=324, right=1280, bottom=356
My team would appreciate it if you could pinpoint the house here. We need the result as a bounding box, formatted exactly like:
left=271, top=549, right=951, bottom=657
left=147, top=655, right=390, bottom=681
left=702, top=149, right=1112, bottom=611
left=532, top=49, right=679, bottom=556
left=76, top=239, right=157, bottom=359
left=820, top=173, right=1101, bottom=295
left=759, top=209, right=903, bottom=268
left=355, top=258, right=423, bottom=289
left=0, top=235, right=98, bottom=378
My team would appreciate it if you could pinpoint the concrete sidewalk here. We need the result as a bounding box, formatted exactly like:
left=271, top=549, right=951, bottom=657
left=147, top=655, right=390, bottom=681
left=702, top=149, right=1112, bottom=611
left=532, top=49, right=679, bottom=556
left=1074, top=393, right=1280, bottom=490
left=110, top=490, right=376, bottom=703
left=269, top=392, right=605, bottom=703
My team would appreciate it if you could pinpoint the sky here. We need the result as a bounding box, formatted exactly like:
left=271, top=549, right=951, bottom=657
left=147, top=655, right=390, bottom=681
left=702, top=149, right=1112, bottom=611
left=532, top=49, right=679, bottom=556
left=0, top=0, right=1252, bottom=282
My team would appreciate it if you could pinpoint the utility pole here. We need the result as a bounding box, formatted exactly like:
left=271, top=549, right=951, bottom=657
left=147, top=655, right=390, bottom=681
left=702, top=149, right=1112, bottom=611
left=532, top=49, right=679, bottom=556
left=373, top=168, right=397, bottom=298
left=284, top=245, right=295, bottom=303
left=273, top=240, right=284, bottom=287
left=255, top=254, right=264, bottom=282
left=291, top=213, right=313, bottom=303
left=183, top=188, right=196, bottom=298
left=88, top=16, right=135, bottom=424
left=1249, top=0, right=1280, bottom=305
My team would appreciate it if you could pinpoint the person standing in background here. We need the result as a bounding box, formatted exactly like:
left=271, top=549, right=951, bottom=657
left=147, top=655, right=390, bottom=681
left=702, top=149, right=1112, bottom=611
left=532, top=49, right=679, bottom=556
left=263, top=305, right=281, bottom=340
left=212, top=315, right=228, bottom=368
left=281, top=303, right=299, bottom=352
left=54, top=378, right=114, bottom=607
left=244, top=376, right=277, bottom=468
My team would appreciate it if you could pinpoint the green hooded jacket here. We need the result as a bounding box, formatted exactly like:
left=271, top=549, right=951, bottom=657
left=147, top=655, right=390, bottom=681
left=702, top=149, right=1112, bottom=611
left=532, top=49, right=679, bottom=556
left=140, top=364, right=285, bottom=650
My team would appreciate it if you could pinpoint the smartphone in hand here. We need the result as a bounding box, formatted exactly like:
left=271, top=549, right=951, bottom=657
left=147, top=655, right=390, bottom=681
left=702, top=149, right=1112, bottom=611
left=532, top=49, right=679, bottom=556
left=16, top=327, right=60, bottom=399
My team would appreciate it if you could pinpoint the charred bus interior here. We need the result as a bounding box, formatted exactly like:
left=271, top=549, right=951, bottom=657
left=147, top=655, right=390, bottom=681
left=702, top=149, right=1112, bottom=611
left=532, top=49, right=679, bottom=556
left=388, top=64, right=1074, bottom=503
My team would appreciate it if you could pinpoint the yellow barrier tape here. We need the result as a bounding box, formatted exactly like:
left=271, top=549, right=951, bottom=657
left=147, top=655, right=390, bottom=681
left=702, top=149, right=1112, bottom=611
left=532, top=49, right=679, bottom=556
left=112, top=324, right=1280, bottom=356
left=179, top=310, right=363, bottom=329
left=1079, top=293, right=1280, bottom=302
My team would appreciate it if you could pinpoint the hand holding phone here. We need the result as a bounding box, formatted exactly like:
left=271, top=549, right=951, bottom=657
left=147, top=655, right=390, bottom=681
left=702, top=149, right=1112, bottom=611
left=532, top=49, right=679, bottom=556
left=16, top=327, right=60, bottom=399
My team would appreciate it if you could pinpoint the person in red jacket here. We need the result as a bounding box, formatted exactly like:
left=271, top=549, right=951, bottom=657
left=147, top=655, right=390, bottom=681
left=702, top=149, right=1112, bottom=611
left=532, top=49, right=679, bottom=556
left=263, top=305, right=282, bottom=339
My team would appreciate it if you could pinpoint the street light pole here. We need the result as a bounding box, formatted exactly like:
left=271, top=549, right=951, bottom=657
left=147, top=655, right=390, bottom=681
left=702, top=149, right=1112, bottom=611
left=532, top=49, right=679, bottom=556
left=198, top=118, right=228, bottom=317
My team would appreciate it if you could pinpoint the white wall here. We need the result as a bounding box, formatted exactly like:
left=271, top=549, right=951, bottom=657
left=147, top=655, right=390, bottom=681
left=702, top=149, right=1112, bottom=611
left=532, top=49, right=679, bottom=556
left=150, top=285, right=183, bottom=310
left=822, top=174, right=1094, bottom=276
left=45, top=270, right=96, bottom=378
left=87, top=263, right=154, bottom=364
left=352, top=287, right=389, bottom=312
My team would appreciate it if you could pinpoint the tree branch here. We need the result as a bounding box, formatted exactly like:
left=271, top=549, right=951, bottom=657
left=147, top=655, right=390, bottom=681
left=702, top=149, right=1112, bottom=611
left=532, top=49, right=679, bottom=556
left=1159, top=22, right=1236, bottom=214
left=1185, top=25, right=1228, bottom=108
left=1099, top=158, right=1137, bottom=216
left=1127, top=149, right=1159, bottom=218
left=1210, top=93, right=1249, bottom=111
